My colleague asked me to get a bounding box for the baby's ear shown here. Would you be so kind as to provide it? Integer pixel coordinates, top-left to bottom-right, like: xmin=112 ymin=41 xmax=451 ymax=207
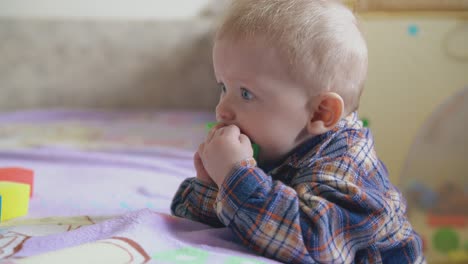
xmin=307 ymin=92 xmax=344 ymax=135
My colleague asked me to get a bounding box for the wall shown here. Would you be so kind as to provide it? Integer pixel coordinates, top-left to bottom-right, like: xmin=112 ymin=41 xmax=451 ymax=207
xmin=0 ymin=0 xmax=220 ymax=111
xmin=358 ymin=12 xmax=468 ymax=182
xmin=0 ymin=0 xmax=211 ymax=20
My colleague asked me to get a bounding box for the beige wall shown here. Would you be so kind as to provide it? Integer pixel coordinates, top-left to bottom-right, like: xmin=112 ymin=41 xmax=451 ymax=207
xmin=0 ymin=0 xmax=211 ymax=19
xmin=358 ymin=12 xmax=468 ymax=182
xmin=0 ymin=18 xmax=219 ymax=111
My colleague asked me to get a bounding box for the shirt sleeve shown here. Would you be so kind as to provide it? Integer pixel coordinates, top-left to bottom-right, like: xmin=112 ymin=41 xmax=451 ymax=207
xmin=171 ymin=177 xmax=224 ymax=228
xmin=215 ymin=156 xmax=423 ymax=263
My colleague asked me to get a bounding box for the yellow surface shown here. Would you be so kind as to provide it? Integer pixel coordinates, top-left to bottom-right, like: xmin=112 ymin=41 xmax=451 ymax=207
xmin=357 ymin=13 xmax=468 ymax=184
xmin=0 ymin=181 xmax=30 ymax=222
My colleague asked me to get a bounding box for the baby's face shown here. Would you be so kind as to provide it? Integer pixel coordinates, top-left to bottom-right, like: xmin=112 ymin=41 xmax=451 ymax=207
xmin=212 ymin=37 xmax=313 ymax=164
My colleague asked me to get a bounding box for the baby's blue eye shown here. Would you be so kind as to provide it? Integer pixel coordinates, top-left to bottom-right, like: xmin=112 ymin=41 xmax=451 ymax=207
xmin=241 ymin=88 xmax=254 ymax=100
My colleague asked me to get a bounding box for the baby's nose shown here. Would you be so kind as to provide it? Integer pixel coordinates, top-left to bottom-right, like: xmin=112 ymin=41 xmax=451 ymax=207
xmin=215 ymin=102 xmax=235 ymax=122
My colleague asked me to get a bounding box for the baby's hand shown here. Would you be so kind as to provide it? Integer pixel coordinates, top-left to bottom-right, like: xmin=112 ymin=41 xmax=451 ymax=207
xmin=194 ymin=123 xmax=224 ymax=185
xmin=194 ymin=150 xmax=215 ymax=185
xmin=199 ymin=125 xmax=253 ymax=188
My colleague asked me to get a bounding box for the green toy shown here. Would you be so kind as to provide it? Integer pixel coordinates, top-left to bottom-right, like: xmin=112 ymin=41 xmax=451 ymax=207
xmin=206 ymin=122 xmax=260 ymax=160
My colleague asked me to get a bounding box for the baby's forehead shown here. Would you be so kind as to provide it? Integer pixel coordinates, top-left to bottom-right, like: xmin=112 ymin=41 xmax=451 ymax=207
xmin=219 ymin=38 xmax=312 ymax=80
xmin=214 ymin=38 xmax=295 ymax=74
xmin=214 ymin=35 xmax=292 ymax=65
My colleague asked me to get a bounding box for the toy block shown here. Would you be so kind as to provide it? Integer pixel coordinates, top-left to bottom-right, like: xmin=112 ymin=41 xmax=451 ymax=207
xmin=0 ymin=168 xmax=34 ymax=197
xmin=0 ymin=181 xmax=30 ymax=222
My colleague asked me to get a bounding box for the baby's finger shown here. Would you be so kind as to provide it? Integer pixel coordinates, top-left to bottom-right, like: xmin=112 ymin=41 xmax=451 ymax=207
xmin=194 ymin=152 xmax=207 ymax=172
xmin=193 ymin=151 xmax=203 ymax=169
xmin=207 ymin=123 xmax=225 ymax=142
xmin=194 ymin=151 xmax=213 ymax=184
xmin=198 ymin=143 xmax=206 ymax=156
xmin=220 ymin=125 xmax=240 ymax=138
xmin=238 ymin=134 xmax=251 ymax=145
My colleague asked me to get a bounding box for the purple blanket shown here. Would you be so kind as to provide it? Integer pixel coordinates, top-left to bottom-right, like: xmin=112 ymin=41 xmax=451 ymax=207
xmin=0 ymin=110 xmax=280 ymax=263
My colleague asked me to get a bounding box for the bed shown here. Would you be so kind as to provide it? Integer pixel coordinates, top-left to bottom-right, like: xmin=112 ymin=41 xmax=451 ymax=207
xmin=0 ymin=109 xmax=281 ymax=263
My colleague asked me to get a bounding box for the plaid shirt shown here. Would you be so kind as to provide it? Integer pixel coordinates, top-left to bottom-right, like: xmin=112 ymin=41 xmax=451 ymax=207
xmin=171 ymin=112 xmax=424 ymax=264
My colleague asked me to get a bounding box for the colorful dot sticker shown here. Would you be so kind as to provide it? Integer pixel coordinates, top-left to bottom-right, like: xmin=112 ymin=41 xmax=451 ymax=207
xmin=119 ymin=201 xmax=132 ymax=210
xmin=362 ymin=118 xmax=370 ymax=128
xmin=408 ymin=24 xmax=420 ymax=37
xmin=433 ymin=227 xmax=460 ymax=254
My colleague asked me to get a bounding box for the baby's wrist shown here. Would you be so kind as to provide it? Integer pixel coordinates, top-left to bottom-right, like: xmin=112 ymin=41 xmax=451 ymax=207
xmin=217 ymin=157 xmax=257 ymax=188
xmin=228 ymin=157 xmax=257 ymax=177
xmin=235 ymin=157 xmax=257 ymax=168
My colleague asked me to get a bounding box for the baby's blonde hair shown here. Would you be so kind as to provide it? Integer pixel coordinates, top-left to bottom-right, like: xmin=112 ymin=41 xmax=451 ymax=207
xmin=216 ymin=0 xmax=368 ymax=112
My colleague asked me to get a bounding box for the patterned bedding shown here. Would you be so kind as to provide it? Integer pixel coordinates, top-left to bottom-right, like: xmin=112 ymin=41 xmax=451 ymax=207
xmin=0 ymin=109 xmax=280 ymax=263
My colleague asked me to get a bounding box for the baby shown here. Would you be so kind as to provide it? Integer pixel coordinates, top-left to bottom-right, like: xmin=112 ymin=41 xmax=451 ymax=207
xmin=171 ymin=0 xmax=424 ymax=263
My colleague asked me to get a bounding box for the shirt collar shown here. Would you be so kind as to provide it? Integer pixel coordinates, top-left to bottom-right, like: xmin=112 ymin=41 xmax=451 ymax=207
xmin=281 ymin=111 xmax=363 ymax=169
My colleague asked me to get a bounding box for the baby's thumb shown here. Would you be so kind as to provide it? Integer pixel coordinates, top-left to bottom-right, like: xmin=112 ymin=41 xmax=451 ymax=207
xmin=239 ymin=134 xmax=252 ymax=149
